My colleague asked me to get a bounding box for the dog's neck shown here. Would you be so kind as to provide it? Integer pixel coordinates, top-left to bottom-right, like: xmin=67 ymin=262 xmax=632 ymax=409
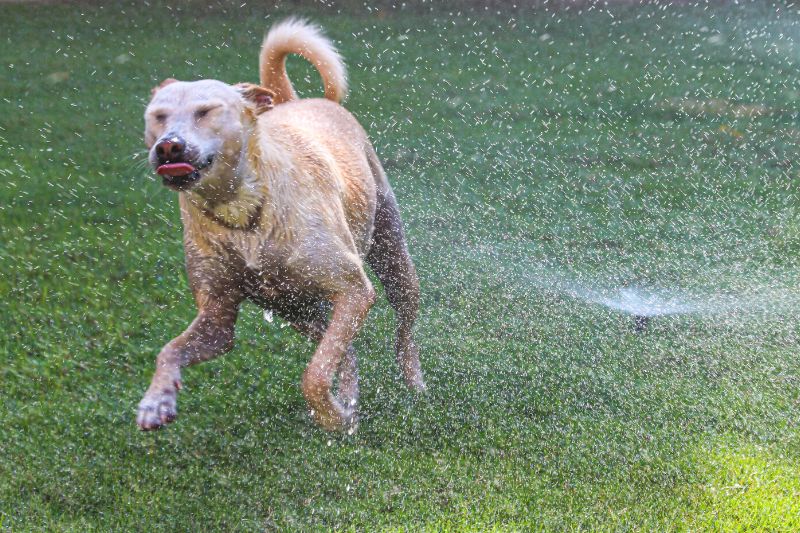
xmin=184 ymin=131 xmax=267 ymax=230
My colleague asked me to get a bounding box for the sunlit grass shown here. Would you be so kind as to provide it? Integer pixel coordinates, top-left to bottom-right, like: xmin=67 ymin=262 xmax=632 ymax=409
xmin=689 ymin=441 xmax=800 ymax=531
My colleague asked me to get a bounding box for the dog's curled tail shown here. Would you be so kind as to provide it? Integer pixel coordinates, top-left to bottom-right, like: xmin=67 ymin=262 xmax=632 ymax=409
xmin=259 ymin=18 xmax=348 ymax=105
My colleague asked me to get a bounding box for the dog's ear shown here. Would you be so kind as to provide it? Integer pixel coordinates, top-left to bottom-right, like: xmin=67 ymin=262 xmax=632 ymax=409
xmin=235 ymin=83 xmax=275 ymax=115
xmin=151 ymin=78 xmax=178 ymax=97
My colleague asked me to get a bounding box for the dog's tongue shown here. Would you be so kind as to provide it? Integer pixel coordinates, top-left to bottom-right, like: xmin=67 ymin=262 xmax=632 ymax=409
xmin=157 ymin=162 xmax=196 ymax=177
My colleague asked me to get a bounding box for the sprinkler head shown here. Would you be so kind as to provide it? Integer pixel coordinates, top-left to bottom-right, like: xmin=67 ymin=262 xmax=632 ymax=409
xmin=633 ymin=315 xmax=650 ymax=333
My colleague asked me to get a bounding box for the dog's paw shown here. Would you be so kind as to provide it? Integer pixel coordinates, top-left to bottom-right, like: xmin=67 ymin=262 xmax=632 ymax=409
xmin=397 ymin=343 xmax=427 ymax=392
xmin=407 ymin=376 xmax=427 ymax=393
xmin=136 ymin=388 xmax=178 ymax=431
xmin=401 ymin=363 xmax=427 ymax=393
xmin=309 ymin=402 xmax=359 ymax=434
xmin=343 ymin=408 xmax=359 ymax=435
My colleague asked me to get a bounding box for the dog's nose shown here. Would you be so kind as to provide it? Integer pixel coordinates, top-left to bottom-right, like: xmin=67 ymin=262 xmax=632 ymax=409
xmin=155 ymin=136 xmax=186 ymax=163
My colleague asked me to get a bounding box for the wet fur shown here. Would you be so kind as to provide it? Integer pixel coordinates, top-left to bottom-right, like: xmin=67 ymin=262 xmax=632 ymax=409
xmin=137 ymin=19 xmax=424 ymax=432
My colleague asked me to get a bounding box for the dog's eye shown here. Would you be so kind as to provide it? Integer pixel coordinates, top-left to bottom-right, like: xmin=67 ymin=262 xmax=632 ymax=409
xmin=155 ymin=113 xmax=167 ymax=123
xmin=195 ymin=108 xmax=211 ymax=120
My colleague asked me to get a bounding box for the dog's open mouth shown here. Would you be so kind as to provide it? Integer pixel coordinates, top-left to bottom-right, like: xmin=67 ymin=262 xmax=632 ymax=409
xmin=156 ymin=156 xmax=214 ymax=190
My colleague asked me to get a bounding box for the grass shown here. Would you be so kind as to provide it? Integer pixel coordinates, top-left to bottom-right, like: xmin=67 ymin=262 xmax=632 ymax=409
xmin=2 ymin=0 xmax=800 ymax=530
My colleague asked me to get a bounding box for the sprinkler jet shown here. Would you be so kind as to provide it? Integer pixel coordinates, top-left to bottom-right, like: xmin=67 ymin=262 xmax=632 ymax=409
xmin=633 ymin=315 xmax=650 ymax=333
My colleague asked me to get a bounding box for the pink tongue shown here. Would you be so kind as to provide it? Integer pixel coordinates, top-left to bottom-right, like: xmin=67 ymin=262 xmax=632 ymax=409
xmin=157 ymin=162 xmax=196 ymax=177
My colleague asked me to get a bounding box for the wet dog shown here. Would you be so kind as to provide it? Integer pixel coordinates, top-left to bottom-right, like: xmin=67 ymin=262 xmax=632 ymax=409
xmin=137 ymin=19 xmax=424 ymax=432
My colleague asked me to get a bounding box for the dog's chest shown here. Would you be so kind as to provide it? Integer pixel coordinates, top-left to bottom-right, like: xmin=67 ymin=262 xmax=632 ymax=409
xmin=224 ymin=235 xmax=308 ymax=302
xmin=223 ymin=232 xmax=279 ymax=270
xmin=241 ymin=262 xmax=317 ymax=311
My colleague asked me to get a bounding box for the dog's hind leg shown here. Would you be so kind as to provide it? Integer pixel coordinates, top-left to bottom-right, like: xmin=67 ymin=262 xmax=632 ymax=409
xmin=366 ymin=187 xmax=425 ymax=392
xmin=274 ymin=299 xmax=360 ymax=424
xmin=288 ymin=250 xmax=374 ymax=432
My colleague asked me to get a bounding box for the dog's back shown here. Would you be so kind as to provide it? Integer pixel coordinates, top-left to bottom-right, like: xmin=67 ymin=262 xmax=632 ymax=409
xmin=255 ymin=20 xmax=393 ymax=255
xmin=257 ymin=97 xmax=379 ymax=254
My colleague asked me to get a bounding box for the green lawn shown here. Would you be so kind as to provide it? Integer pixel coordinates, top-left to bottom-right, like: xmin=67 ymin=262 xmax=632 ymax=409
xmin=2 ymin=1 xmax=800 ymax=530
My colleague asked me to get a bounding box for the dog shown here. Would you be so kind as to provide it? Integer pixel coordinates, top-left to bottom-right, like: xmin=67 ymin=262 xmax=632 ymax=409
xmin=137 ymin=19 xmax=424 ymax=432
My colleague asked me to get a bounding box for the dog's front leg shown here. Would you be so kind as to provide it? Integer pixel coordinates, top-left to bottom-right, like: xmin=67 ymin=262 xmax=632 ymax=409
xmin=302 ymin=280 xmax=375 ymax=432
xmin=137 ymin=298 xmax=239 ymax=430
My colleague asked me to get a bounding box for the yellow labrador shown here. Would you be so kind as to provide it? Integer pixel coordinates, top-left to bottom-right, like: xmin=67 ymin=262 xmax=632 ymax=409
xmin=137 ymin=19 xmax=424 ymax=432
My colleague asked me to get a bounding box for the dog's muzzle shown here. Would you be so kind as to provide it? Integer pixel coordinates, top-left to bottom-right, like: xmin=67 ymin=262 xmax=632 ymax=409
xmin=154 ymin=135 xmax=213 ymax=190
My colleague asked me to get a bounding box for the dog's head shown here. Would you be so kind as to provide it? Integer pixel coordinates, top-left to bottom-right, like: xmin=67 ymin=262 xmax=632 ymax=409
xmin=144 ymin=79 xmax=274 ymax=193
